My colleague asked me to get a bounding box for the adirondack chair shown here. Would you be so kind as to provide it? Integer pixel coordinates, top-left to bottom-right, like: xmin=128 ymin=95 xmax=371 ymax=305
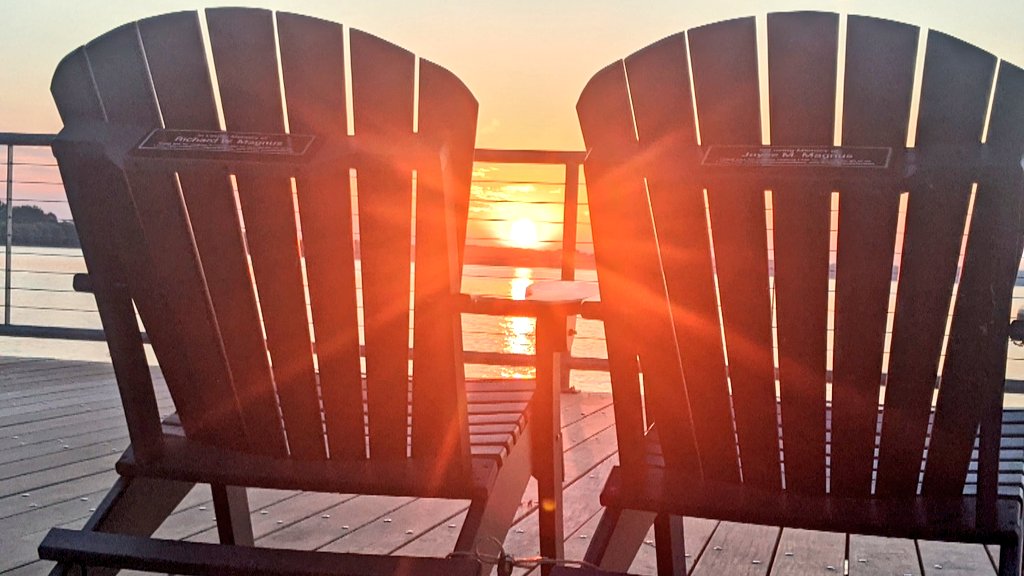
xmin=36 ymin=8 xmax=569 ymax=576
xmin=575 ymin=11 xmax=1024 ymax=576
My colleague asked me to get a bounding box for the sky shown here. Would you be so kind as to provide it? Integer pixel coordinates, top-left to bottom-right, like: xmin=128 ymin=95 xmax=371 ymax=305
xmin=1 ymin=0 xmax=1022 ymax=151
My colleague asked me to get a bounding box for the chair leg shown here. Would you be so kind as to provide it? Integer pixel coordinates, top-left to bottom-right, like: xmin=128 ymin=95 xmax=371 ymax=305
xmin=534 ymin=311 xmax=570 ymax=575
xmin=534 ymin=431 xmax=565 ymax=576
xmin=1000 ymin=528 xmax=1023 ymax=576
xmin=583 ymin=507 xmax=656 ymax=573
xmin=84 ymin=476 xmax=193 ymax=534
xmin=653 ymin=513 xmax=686 ymax=576
xmin=54 ymin=475 xmax=194 ymax=576
xmin=457 ymin=423 xmax=535 ymax=574
xmin=211 ymin=484 xmax=254 ymax=546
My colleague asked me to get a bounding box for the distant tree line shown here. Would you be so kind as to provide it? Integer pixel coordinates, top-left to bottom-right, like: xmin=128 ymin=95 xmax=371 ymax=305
xmin=0 ymin=203 xmax=80 ymax=248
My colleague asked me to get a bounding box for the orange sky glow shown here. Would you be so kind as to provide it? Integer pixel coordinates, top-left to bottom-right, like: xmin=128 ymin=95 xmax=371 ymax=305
xmin=2 ymin=0 xmax=1022 ymax=151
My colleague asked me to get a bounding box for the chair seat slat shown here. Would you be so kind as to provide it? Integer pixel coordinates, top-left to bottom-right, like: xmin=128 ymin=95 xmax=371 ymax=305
xmin=599 ymin=466 xmax=1022 ymax=543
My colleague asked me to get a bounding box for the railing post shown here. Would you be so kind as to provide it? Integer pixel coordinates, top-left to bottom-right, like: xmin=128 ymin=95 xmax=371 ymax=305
xmin=558 ymin=161 xmax=582 ymax=392
xmin=560 ymin=162 xmax=580 ymax=282
xmin=4 ymin=143 xmax=13 ymax=326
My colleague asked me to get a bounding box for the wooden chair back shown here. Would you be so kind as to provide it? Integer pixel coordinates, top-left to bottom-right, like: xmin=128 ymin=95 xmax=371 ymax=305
xmin=577 ymin=11 xmax=1024 ymax=512
xmin=50 ymin=9 xmax=479 ymax=486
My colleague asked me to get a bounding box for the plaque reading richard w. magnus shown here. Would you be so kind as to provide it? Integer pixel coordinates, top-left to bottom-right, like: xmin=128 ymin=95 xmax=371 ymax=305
xmin=136 ymin=129 xmax=315 ymax=157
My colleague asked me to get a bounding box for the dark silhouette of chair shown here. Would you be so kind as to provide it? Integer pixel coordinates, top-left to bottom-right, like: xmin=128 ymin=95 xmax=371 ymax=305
xmin=575 ymin=11 xmax=1024 ymax=576
xmin=38 ymin=8 xmax=566 ymax=575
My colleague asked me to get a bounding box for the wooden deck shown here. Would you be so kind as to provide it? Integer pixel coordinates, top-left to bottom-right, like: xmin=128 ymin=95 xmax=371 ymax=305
xmin=0 ymin=355 xmax=1011 ymax=575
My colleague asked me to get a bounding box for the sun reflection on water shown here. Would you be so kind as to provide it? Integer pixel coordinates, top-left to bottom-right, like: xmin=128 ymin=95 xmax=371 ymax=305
xmin=501 ymin=267 xmax=536 ymax=378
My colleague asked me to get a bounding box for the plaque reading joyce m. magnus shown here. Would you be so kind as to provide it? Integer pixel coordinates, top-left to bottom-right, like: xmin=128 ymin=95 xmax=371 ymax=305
xmin=702 ymin=145 xmax=892 ymax=169
xmin=136 ymin=129 xmax=316 ymax=157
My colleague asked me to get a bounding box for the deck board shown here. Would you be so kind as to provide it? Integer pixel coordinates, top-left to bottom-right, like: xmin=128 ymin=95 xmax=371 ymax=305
xmin=919 ymin=540 xmax=997 ymax=576
xmin=849 ymin=535 xmax=922 ymax=576
xmin=262 ymin=494 xmax=413 ymax=552
xmin=691 ymin=522 xmax=780 ymax=576
xmin=0 ymin=356 xmax=1016 ymax=575
xmin=770 ymin=529 xmax=846 ymax=576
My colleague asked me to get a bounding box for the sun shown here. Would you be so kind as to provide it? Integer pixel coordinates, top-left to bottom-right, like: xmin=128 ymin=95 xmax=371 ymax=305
xmin=507 ymin=218 xmax=540 ymax=249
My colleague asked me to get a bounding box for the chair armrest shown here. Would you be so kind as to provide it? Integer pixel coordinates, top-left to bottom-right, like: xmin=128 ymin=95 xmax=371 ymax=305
xmin=52 ymin=120 xmax=151 ymax=171
xmin=525 ymin=280 xmax=599 ymax=303
xmin=72 ymin=273 xmax=93 ymax=293
xmin=456 ymin=280 xmax=598 ymax=318
xmin=1010 ymin=309 xmax=1024 ymax=344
